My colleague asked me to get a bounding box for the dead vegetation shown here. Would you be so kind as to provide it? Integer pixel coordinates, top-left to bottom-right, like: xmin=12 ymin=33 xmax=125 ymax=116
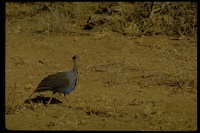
xmin=6 ymin=2 xmax=197 ymax=38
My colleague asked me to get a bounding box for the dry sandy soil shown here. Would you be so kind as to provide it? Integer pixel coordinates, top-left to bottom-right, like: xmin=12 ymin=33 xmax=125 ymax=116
xmin=5 ymin=11 xmax=197 ymax=131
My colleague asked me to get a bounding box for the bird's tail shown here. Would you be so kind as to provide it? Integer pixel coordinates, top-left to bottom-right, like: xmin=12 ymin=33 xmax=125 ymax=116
xmin=28 ymin=91 xmax=36 ymax=99
xmin=28 ymin=87 xmax=52 ymax=99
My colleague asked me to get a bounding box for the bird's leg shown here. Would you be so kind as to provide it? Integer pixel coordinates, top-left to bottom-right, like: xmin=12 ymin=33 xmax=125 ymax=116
xmin=47 ymin=93 xmax=54 ymax=105
xmin=28 ymin=99 xmax=35 ymax=107
xmin=47 ymin=97 xmax=53 ymax=105
xmin=64 ymin=95 xmax=72 ymax=108
xmin=27 ymin=92 xmax=35 ymax=106
xmin=68 ymin=101 xmax=72 ymax=108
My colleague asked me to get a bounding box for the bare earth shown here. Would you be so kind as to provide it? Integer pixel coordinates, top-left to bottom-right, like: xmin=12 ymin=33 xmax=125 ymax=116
xmin=5 ymin=17 xmax=197 ymax=131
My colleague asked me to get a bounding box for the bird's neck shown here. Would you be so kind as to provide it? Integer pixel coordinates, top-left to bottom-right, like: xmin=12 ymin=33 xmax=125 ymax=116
xmin=73 ymin=60 xmax=78 ymax=72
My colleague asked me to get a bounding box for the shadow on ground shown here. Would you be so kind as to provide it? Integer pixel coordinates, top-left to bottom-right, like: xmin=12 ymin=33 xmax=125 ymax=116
xmin=24 ymin=96 xmax=62 ymax=106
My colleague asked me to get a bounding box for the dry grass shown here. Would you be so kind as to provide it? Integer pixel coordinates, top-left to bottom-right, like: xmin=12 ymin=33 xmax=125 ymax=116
xmin=6 ymin=2 xmax=197 ymax=38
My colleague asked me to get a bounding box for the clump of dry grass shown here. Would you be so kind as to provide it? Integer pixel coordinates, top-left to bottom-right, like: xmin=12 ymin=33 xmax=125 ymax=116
xmin=6 ymin=2 xmax=196 ymax=38
xmin=172 ymin=64 xmax=197 ymax=93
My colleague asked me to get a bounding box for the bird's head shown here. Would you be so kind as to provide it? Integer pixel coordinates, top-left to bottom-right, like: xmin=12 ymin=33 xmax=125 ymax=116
xmin=72 ymin=55 xmax=79 ymax=60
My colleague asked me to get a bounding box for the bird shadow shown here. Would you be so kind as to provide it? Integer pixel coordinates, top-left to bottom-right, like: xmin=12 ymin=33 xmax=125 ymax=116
xmin=24 ymin=95 xmax=62 ymax=106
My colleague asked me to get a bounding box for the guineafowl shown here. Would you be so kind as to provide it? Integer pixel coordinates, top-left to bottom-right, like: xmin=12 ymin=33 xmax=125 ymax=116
xmin=28 ymin=55 xmax=79 ymax=105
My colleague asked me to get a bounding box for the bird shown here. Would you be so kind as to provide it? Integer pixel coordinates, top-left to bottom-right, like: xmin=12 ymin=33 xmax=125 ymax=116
xmin=28 ymin=55 xmax=79 ymax=105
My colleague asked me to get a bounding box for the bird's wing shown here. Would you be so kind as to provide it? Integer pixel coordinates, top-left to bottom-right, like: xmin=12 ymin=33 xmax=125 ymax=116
xmin=36 ymin=72 xmax=70 ymax=92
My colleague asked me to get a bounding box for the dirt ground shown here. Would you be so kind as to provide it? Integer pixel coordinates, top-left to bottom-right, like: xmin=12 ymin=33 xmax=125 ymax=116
xmin=5 ymin=11 xmax=197 ymax=131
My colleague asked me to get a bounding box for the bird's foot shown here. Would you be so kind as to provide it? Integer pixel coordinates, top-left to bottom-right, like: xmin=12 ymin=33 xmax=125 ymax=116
xmin=67 ymin=102 xmax=72 ymax=108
